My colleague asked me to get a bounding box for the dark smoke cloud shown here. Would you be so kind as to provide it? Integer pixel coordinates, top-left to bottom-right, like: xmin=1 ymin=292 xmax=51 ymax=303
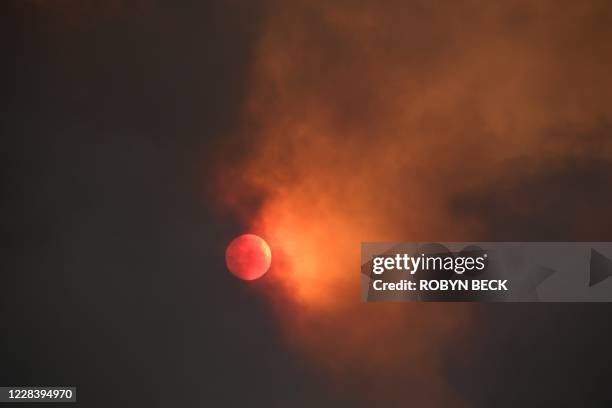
xmin=451 ymin=122 xmax=612 ymax=241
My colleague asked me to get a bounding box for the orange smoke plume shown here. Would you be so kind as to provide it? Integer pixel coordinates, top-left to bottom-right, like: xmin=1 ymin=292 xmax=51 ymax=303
xmin=216 ymin=0 xmax=612 ymax=404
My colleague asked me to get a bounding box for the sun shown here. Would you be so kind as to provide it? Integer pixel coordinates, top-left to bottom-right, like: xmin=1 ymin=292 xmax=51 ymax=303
xmin=225 ymin=234 xmax=272 ymax=281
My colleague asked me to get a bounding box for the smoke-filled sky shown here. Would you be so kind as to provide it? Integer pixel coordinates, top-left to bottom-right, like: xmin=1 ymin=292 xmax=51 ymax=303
xmin=3 ymin=1 xmax=612 ymax=406
xmin=216 ymin=1 xmax=612 ymax=405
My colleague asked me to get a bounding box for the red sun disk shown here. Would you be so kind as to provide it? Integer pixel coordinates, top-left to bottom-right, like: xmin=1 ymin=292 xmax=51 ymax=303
xmin=225 ymin=234 xmax=272 ymax=280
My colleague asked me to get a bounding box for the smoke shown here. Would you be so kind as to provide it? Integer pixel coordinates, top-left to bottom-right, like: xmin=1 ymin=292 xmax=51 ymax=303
xmin=216 ymin=0 xmax=612 ymax=404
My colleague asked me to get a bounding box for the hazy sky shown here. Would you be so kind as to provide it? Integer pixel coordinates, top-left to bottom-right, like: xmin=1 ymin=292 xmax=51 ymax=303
xmin=3 ymin=1 xmax=612 ymax=406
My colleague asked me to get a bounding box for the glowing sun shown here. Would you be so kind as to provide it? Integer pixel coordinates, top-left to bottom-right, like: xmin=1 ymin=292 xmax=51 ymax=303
xmin=225 ymin=234 xmax=272 ymax=281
